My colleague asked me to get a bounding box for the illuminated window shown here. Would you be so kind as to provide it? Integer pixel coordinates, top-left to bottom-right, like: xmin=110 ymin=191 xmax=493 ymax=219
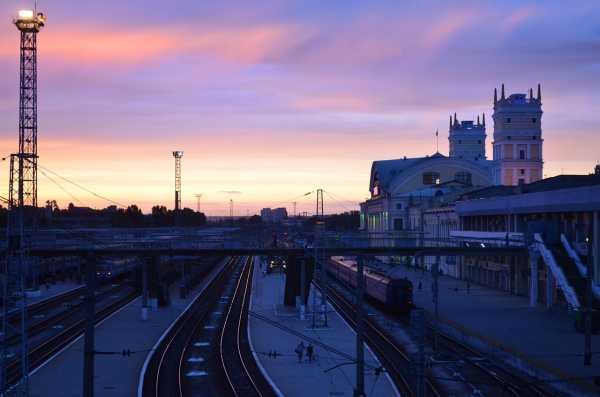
xmin=422 ymin=172 xmax=440 ymax=185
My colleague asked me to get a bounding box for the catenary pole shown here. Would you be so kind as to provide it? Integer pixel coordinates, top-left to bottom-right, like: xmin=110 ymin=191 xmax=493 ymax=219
xmin=354 ymin=256 xmax=365 ymax=397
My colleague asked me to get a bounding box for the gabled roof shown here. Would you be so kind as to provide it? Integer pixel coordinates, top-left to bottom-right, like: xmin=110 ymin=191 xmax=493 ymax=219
xmin=370 ymin=153 xmax=444 ymax=191
xmin=370 ymin=152 xmax=493 ymax=193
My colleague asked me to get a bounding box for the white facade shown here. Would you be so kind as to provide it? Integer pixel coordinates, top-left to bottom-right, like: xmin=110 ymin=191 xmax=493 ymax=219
xmin=492 ymin=84 xmax=543 ymax=186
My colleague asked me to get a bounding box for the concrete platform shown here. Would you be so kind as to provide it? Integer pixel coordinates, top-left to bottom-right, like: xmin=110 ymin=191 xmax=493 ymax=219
xmin=249 ymin=263 xmax=399 ymax=397
xmin=28 ymin=263 xmax=225 ymax=397
xmin=389 ymin=263 xmax=600 ymax=395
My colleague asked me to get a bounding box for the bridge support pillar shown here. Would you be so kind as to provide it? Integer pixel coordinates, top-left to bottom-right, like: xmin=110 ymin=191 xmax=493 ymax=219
xmin=83 ymin=254 xmax=97 ymax=397
xmin=141 ymin=256 xmax=150 ymax=321
xmin=354 ymin=256 xmax=365 ymax=397
xmin=300 ymin=257 xmax=306 ymax=320
xmin=546 ymin=264 xmax=554 ymax=308
xmin=529 ymin=249 xmax=539 ymax=308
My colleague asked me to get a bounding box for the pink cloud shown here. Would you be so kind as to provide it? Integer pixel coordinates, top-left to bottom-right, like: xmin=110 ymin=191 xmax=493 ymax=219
xmin=292 ymin=94 xmax=373 ymax=112
xmin=0 ymin=23 xmax=304 ymax=67
xmin=423 ymin=10 xmax=476 ymax=51
xmin=500 ymin=7 xmax=539 ymax=34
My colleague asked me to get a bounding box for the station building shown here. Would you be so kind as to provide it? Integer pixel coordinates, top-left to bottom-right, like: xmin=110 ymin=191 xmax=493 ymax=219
xmin=358 ymin=84 xmax=600 ymax=310
xmin=360 ymin=84 xmax=544 ymax=238
xmin=453 ymin=173 xmax=600 ymax=308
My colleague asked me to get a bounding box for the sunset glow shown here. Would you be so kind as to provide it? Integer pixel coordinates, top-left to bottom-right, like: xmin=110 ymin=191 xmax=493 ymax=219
xmin=1 ymin=1 xmax=599 ymax=215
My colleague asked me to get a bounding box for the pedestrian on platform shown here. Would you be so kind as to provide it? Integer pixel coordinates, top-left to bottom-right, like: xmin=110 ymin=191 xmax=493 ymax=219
xmin=306 ymin=343 xmax=314 ymax=362
xmin=295 ymin=341 xmax=305 ymax=363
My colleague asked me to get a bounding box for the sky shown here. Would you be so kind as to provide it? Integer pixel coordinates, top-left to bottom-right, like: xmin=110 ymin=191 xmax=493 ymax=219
xmin=1 ymin=1 xmax=600 ymax=215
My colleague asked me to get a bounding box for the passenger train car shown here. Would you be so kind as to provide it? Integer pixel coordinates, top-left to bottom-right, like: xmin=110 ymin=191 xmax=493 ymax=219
xmin=328 ymin=257 xmax=413 ymax=314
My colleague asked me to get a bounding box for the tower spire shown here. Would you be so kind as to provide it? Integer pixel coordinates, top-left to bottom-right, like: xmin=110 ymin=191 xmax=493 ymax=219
xmin=449 ymin=115 xmax=452 ymax=130
xmin=494 ymin=88 xmax=498 ymax=106
xmin=529 ymin=88 xmax=533 ymax=101
xmin=453 ymin=112 xmax=457 ymax=126
xmin=501 ymin=83 xmax=505 ymax=100
xmin=537 ymin=83 xmax=542 ymax=101
xmin=482 ymin=112 xmax=486 ymax=127
xmin=477 ymin=115 xmax=480 ymax=125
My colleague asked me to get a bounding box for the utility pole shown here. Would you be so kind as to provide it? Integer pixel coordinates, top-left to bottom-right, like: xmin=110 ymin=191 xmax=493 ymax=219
xmin=83 ymin=255 xmax=97 ymax=397
xmin=354 ymin=256 xmax=365 ymax=397
xmin=584 ymin=222 xmax=594 ymax=366
xmin=229 ymin=199 xmax=234 ymax=225
xmin=293 ymin=201 xmax=297 ymax=217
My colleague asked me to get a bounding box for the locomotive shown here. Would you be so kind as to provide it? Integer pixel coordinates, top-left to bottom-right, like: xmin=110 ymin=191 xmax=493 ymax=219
xmin=328 ymin=257 xmax=413 ymax=314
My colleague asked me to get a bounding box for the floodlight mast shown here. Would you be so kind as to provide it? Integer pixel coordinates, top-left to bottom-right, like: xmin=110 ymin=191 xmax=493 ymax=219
xmin=2 ymin=9 xmax=46 ymax=396
xmin=10 ymin=10 xmax=46 ymax=209
xmin=173 ymin=151 xmax=183 ymax=211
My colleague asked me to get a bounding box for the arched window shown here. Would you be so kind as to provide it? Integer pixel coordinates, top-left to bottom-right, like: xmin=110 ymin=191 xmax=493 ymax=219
xmin=422 ymin=172 xmax=440 ymax=185
xmin=455 ymin=171 xmax=472 ymax=185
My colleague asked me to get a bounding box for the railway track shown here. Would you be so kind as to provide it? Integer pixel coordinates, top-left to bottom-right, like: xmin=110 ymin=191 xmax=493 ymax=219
xmin=3 ymin=283 xmax=125 ymax=348
xmin=322 ymin=281 xmax=441 ymax=397
xmin=5 ymin=284 xmax=139 ymax=387
xmin=434 ymin=330 xmax=553 ymax=397
xmin=218 ymin=256 xmax=276 ymax=397
xmin=325 ymin=276 xmax=559 ymax=397
xmin=2 ymin=286 xmax=85 ymax=324
xmin=142 ymin=257 xmax=243 ymax=397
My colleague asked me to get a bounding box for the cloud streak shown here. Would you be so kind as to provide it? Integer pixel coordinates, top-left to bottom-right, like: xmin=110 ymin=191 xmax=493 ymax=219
xmin=1 ymin=1 xmax=600 ymax=213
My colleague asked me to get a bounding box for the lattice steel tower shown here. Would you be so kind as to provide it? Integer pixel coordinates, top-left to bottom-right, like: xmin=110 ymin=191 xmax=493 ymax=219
xmin=2 ymin=9 xmax=46 ymax=396
xmin=173 ymin=151 xmax=183 ymax=210
xmin=10 ymin=10 xmax=45 ymax=209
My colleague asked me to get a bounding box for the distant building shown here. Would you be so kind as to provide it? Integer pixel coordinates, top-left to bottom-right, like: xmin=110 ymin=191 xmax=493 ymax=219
xmin=260 ymin=207 xmax=288 ymax=223
xmin=492 ymin=84 xmax=543 ymax=185
xmin=449 ymin=113 xmax=487 ymax=161
xmin=260 ymin=208 xmax=272 ymax=222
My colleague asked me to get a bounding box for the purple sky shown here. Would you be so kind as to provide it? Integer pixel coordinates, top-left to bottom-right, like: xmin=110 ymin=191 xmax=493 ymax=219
xmin=1 ymin=1 xmax=599 ymax=215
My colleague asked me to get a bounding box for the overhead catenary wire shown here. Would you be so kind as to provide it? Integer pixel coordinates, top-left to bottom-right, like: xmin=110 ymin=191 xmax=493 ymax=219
xmin=323 ymin=190 xmax=359 ymax=209
xmin=323 ymin=190 xmax=356 ymax=213
xmin=39 ymin=168 xmax=86 ymax=206
xmin=37 ymin=163 xmax=127 ymax=208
